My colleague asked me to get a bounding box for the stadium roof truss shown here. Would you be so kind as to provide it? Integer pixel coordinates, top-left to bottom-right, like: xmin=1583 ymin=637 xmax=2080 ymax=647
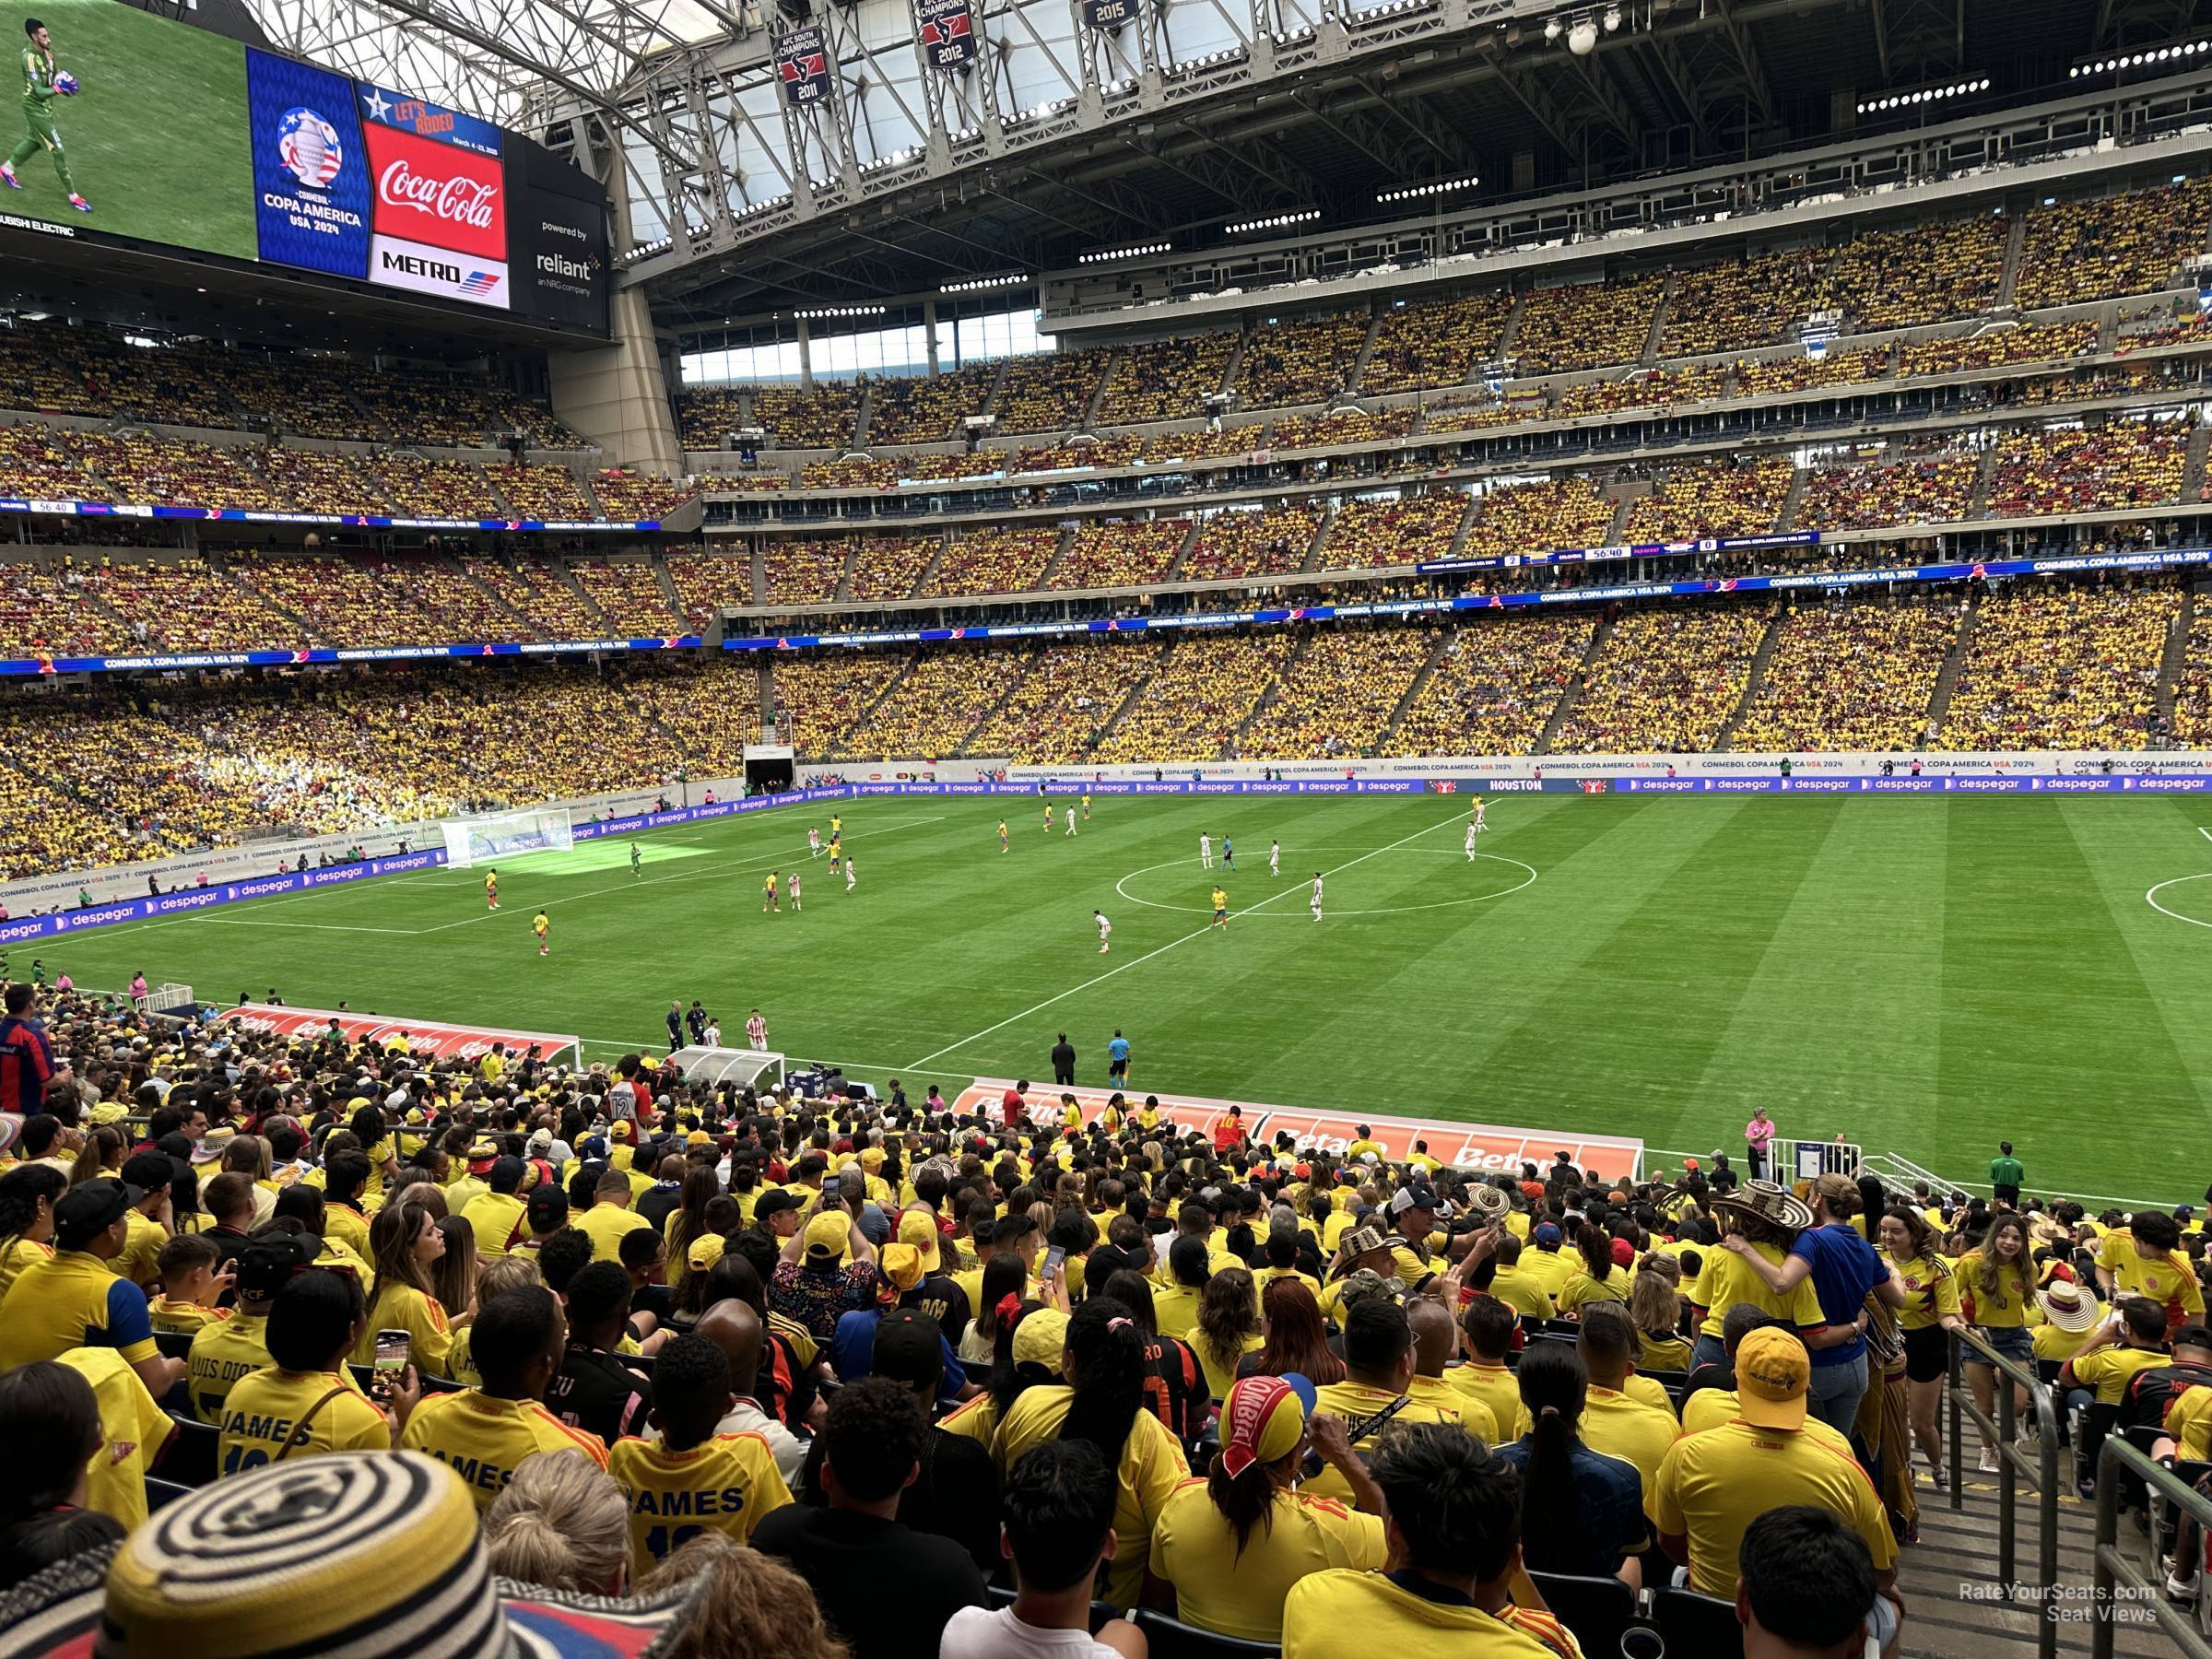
xmin=238 ymin=0 xmax=2209 ymax=314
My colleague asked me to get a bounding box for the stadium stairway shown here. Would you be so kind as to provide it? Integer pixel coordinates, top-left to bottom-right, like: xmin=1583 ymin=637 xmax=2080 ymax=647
xmin=1218 ymin=334 xmax=1252 ymax=403
xmin=2182 ymin=420 xmax=2211 ymax=503
xmin=908 ymin=535 xmax=949 ymax=598
xmin=1924 ymin=594 xmax=1981 ymax=739
xmin=1715 ymin=610 xmax=1789 ymax=751
xmin=1538 ymin=617 xmax=1617 ymax=752
xmin=1491 ymin=290 xmax=1529 ymax=367
xmin=1035 ymin=524 xmax=1079 ymax=588
xmin=748 ymin=543 xmax=768 ymax=606
xmin=1159 ymin=519 xmax=1204 ymax=582
xmin=1226 ymin=631 xmax=1314 ymax=754
xmin=2156 ymin=586 xmax=2196 ymax=727
xmin=1079 ymin=350 xmax=1122 ymax=428
xmin=1897 ymin=1479 xmax=2173 ymax=1658
xmin=649 ymin=555 xmax=686 ymax=620
xmin=851 ymin=386 xmax=874 ymax=449
xmin=561 ymin=561 xmax=619 ymax=632
xmin=458 ymin=557 xmax=543 ymax=634
xmin=1997 ymin=215 xmax=2029 ymax=309
xmin=1346 ymin=312 xmax=1384 ymax=395
xmin=1775 ymin=465 xmax=1809 ymax=534
xmin=1639 ymin=272 xmax=1677 ymax=366
xmin=1375 ymin=632 xmax=1456 ymax=751
xmin=1299 ymin=508 xmax=1333 ymax=574
xmin=1967 ymin=447 xmax=1999 ymax=519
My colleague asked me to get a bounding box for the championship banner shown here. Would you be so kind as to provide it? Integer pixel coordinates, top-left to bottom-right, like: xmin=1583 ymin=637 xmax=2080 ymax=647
xmin=1081 ymin=0 xmax=1137 ymax=28
xmin=954 ymin=1080 xmax=1645 ymax=1182
xmin=777 ymin=26 xmax=832 ymax=106
xmin=221 ymin=1003 xmax=582 ymax=1067
xmin=917 ymin=0 xmax=978 ymax=67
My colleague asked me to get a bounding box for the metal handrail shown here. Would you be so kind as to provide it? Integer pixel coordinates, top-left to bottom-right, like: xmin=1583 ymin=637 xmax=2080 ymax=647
xmin=2090 ymin=1436 xmax=2212 ymax=1659
xmin=1946 ymin=1325 xmax=2062 ymax=1659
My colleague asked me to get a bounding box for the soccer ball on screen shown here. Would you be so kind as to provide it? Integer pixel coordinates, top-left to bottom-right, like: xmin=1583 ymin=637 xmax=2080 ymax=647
xmin=53 ymin=71 xmax=78 ymax=95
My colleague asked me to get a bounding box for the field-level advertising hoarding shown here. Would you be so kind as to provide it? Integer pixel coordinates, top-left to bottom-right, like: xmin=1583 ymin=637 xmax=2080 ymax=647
xmin=223 ymin=1002 xmax=582 ymax=1067
xmin=0 ymin=0 xmax=255 ymax=255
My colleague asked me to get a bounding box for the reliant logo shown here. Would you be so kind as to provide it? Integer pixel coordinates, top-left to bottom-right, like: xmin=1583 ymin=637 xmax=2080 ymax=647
xmin=535 ymin=252 xmax=594 ymax=280
xmin=378 ymin=159 xmax=498 ymax=228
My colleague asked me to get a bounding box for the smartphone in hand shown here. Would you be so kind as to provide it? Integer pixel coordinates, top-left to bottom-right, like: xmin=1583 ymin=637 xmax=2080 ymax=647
xmin=371 ymin=1329 xmax=411 ymax=1406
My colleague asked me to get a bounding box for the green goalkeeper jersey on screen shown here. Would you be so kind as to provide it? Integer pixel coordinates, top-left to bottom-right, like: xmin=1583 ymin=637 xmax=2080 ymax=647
xmin=7 ymin=40 xmax=78 ymax=200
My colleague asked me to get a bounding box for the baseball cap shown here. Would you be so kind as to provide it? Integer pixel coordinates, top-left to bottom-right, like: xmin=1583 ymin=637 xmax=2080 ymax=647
xmin=1390 ymin=1183 xmax=1441 ymax=1217
xmin=878 ymin=1242 xmax=924 ymax=1293
xmin=1533 ymin=1222 xmax=1563 ymax=1246
xmin=874 ymin=1308 xmax=945 ymax=1389
xmin=1219 ymin=1372 xmax=1315 ymax=1477
xmin=120 ymin=1151 xmax=177 ymax=1193
xmin=609 ymin=1121 xmax=633 ymax=1142
xmin=488 ymin=1156 xmax=526 ymax=1191
xmin=802 ymin=1210 xmax=848 ymax=1260
xmin=1010 ymin=1307 xmax=1070 ymax=1373
xmin=234 ymin=1234 xmax=322 ymax=1299
xmin=1735 ymin=1327 xmax=1811 ymax=1430
xmin=898 ymin=1208 xmax=943 ymax=1273
xmin=755 ymin=1191 xmax=802 ymax=1221
xmin=524 ymin=1186 xmax=568 ymax=1232
xmin=1610 ymin=1238 xmax=1636 ymax=1268
xmin=53 ymin=1181 xmax=135 ymax=1248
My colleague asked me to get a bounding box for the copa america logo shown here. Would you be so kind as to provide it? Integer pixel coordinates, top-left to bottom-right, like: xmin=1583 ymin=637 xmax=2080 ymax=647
xmin=276 ymin=108 xmax=344 ymax=188
xmin=378 ymin=159 xmax=498 ymax=228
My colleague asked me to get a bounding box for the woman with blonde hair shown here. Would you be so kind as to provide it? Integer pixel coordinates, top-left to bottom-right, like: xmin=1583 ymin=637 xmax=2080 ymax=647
xmin=68 ymin=1124 xmax=125 ymax=1187
xmin=353 ymin=1198 xmax=465 ymax=1375
xmin=1628 ymin=1253 xmax=1690 ymax=1372
xmin=482 ymin=1450 xmax=630 ymax=1595
xmin=637 ymin=1534 xmax=848 ymax=1659
xmin=446 ymin=1255 xmax=545 ymax=1385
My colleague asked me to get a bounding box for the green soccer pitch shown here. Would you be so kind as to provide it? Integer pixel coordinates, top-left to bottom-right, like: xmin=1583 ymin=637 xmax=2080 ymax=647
xmin=35 ymin=792 xmax=2212 ymax=1205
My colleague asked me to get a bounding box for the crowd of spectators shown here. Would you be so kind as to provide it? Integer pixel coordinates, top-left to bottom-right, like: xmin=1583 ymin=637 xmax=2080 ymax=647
xmin=1550 ymin=362 xmax=1731 ymax=421
xmin=1268 ymin=408 xmax=1416 ymax=453
xmin=1822 ymin=216 xmax=2008 ymax=332
xmin=2016 ymin=179 xmax=2212 ymax=311
xmin=865 ymin=364 xmax=999 ymax=445
xmin=376 ymin=556 xmax=534 ymax=642
xmin=1095 ymin=631 xmax=1297 ymax=759
xmin=495 ymin=465 xmax=596 ymax=523
xmin=1730 ymin=600 xmax=1960 ymax=751
xmin=1094 ymin=335 xmax=1236 ymax=425
xmin=571 ymin=559 xmax=682 ymax=634
xmin=963 ymin=639 xmax=1165 ymax=762
xmin=0 ymin=560 xmax=139 ymax=658
xmin=0 ymin=423 xmax=103 ymax=498
xmin=1359 ymin=293 xmax=1512 ymax=395
xmin=1795 ymin=446 xmax=1981 ymax=533
xmin=1731 ymin=346 xmax=1895 ymax=398
xmin=1660 ymin=249 xmax=1830 ymax=358
xmin=624 ymin=657 xmax=762 ymax=774
xmin=366 ymin=453 xmax=504 ymax=519
xmin=592 ymin=470 xmax=698 ymax=523
xmin=991 ymin=354 xmax=1109 ymax=434
xmin=798 ymin=455 xmax=901 ymax=491
xmin=1384 ymin=615 xmax=1595 ymax=758
xmin=1553 ymin=606 xmax=1771 ymax=753
xmin=1236 ymin=312 xmax=1371 ymax=409
xmin=1141 ymin=421 xmax=1270 ymax=464
xmin=832 ymin=648 xmax=1022 ymax=759
xmin=1983 ymin=418 xmax=2190 ymax=518
xmin=771 ymin=652 xmax=912 ymax=753
xmin=1241 ymin=626 xmax=1440 ymax=759
xmin=924 ymin=528 xmax=1059 ymax=598
xmin=665 ymin=551 xmax=760 ymax=626
xmin=1049 ymin=519 xmax=1191 ymax=591
xmin=1182 ymin=504 xmax=1321 ymax=582
xmin=68 ymin=559 xmax=296 ymax=655
xmin=1009 ymin=437 xmax=1142 ymax=475
xmin=1324 ymin=491 xmax=1469 ymax=571
xmin=2166 ymin=599 xmax=2212 ymax=747
xmin=753 ymin=387 xmax=859 ymax=451
xmin=1620 ymin=458 xmax=1793 ymax=543
xmin=1897 ymin=321 xmax=2100 ymax=381
xmin=461 ymin=559 xmax=605 ymax=640
xmin=1459 ymin=477 xmax=1618 ymax=563
xmin=1512 ymin=276 xmax=1665 ymax=376
xmin=230 ymin=555 xmax=435 ymax=648
xmin=1941 ymin=582 xmax=2176 ymax=750
xmin=763 ymin=543 xmax=853 ymax=606
xmin=847 ymin=535 xmax=942 ymax=603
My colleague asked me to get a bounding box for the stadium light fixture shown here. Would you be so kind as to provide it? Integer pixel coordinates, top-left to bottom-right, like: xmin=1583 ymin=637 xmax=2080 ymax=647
xmin=1078 ymin=241 xmax=1173 ymax=264
xmin=1377 ymin=174 xmax=1480 ymax=204
xmin=794 ymin=305 xmax=888 ymax=319
xmin=939 ymin=274 xmax=1030 ymax=294
xmin=2071 ymin=40 xmax=2209 ymax=76
xmin=1225 ymin=208 xmax=1322 ymax=235
xmin=1855 ymin=76 xmax=1990 ymax=114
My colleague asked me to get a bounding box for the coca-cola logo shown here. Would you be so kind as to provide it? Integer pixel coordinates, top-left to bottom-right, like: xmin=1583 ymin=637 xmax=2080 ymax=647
xmin=379 ymin=158 xmax=498 ymax=228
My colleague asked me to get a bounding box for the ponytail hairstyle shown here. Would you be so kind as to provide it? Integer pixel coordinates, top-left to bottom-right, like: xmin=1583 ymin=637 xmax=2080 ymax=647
xmin=973 ymin=1254 xmax=1029 ymax=1342
xmin=1512 ymin=1341 xmax=1589 ymax=1575
xmin=988 ymin=1299 xmax=1053 ymax=1424
xmin=0 ymin=1163 xmax=68 ymax=1265
xmin=665 ymin=1167 xmax=722 ymax=1273
xmin=1629 ymin=1252 xmax=1681 ymax=1339
xmin=1059 ymin=1296 xmax=1146 ymax=1468
xmin=1575 ymin=1223 xmax=1614 ymax=1285
xmin=1206 ymin=1433 xmax=1288 ymax=1557
xmin=1194 ymin=1267 xmax=1260 ymax=1379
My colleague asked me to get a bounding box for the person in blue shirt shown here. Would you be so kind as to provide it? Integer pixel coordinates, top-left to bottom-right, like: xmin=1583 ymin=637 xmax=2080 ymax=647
xmin=1493 ymin=1340 xmax=1646 ymax=1586
xmin=1221 ymin=836 xmax=1235 ymax=869
xmin=1107 ymin=1029 xmax=1131 ymax=1086
xmin=1715 ymin=1171 xmax=1903 ymax=1436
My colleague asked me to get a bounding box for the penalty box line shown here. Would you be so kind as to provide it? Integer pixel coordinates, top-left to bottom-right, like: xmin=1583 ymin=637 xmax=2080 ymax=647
xmin=902 ymin=810 xmax=1471 ymax=1071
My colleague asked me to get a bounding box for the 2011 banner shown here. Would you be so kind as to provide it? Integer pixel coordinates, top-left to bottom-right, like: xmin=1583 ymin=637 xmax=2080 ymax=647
xmin=777 ymin=26 xmax=832 ymax=105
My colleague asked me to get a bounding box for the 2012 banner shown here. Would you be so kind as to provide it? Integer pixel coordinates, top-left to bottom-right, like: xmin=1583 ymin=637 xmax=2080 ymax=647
xmin=917 ymin=0 xmax=977 ymax=68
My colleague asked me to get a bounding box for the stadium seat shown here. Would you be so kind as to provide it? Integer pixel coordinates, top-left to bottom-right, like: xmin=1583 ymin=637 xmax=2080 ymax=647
xmin=156 ymin=1415 xmax=220 ymax=1488
xmin=153 ymin=1331 xmax=194 ymax=1362
xmin=419 ymin=1371 xmax=468 ymax=1394
xmin=1647 ymin=1586 xmax=1743 ymax=1659
xmin=1131 ymin=1607 xmax=1280 ymax=1658
xmin=1529 ymin=1571 xmax=1638 ymax=1658
xmin=990 ymin=1585 xmax=1122 ymax=1635
xmin=144 ymin=1477 xmax=194 ymax=1513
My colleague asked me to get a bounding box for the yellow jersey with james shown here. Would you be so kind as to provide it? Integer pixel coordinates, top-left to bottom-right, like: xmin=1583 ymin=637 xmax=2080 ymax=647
xmin=400 ymin=1388 xmax=609 ymax=1512
xmin=218 ymin=1368 xmax=391 ymax=1473
xmin=606 ymin=1432 xmax=794 ymax=1581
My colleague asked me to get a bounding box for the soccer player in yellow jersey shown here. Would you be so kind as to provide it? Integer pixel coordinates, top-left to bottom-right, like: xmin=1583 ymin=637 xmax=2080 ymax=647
xmin=1281 ymin=1421 xmax=1579 ymax=1659
xmin=996 ymin=818 xmax=1009 ymax=853
xmin=1210 ymin=887 xmax=1229 ymax=929
xmin=606 ymin=1333 xmax=792 ymax=1579
xmin=762 ymin=871 xmax=780 ymax=913
xmin=1081 ymin=791 xmax=1091 ymax=820
xmin=532 ymin=911 xmax=550 ymax=958
xmin=484 ymin=868 xmax=499 ymax=911
xmin=829 ymin=813 xmax=842 ymax=839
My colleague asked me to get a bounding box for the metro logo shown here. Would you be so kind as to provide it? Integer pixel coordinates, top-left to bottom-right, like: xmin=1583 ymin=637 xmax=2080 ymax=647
xmin=361 ymin=124 xmax=504 ymax=259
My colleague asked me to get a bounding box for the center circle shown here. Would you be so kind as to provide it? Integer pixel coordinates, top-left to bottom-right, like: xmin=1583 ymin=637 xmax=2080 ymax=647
xmin=2147 ymin=872 xmax=2212 ymax=929
xmin=1112 ymin=849 xmax=1538 ymax=918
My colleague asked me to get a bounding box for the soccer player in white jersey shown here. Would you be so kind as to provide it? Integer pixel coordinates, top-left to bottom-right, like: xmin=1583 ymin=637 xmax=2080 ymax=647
xmin=1064 ymin=805 xmax=1077 ymax=837
xmin=789 ymin=870 xmax=802 ymax=911
xmin=1094 ymin=910 xmax=1112 ymax=954
xmin=1311 ymin=872 xmax=1324 ymax=922
xmin=1199 ymin=832 xmax=1213 ymax=869
xmin=808 ymin=826 xmax=822 ymax=858
xmin=1473 ymin=797 xmax=1488 ymax=833
xmin=1269 ymin=839 xmax=1280 ymax=876
xmin=845 ymin=854 xmax=857 ymax=891
xmin=1465 ymin=819 xmax=1478 ymax=861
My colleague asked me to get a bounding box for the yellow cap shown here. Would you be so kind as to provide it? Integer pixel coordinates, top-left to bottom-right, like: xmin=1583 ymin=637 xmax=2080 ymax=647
xmin=898 ymin=1207 xmax=943 ymax=1273
xmin=1735 ymin=1327 xmax=1810 ymax=1430
xmin=803 ymin=1209 xmax=848 ymax=1258
xmin=1011 ymin=1307 xmax=1070 ymax=1373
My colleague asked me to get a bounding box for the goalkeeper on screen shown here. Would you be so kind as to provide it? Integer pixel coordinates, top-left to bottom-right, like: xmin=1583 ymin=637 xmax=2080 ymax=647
xmin=3 ymin=19 xmax=90 ymax=213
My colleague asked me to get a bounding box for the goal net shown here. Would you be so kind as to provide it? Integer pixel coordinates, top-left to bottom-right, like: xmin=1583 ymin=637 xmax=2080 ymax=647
xmin=440 ymin=807 xmax=575 ymax=870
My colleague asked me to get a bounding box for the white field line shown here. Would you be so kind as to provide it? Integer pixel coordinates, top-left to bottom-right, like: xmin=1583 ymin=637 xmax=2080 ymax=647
xmin=902 ymin=811 xmax=1470 ymax=1070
